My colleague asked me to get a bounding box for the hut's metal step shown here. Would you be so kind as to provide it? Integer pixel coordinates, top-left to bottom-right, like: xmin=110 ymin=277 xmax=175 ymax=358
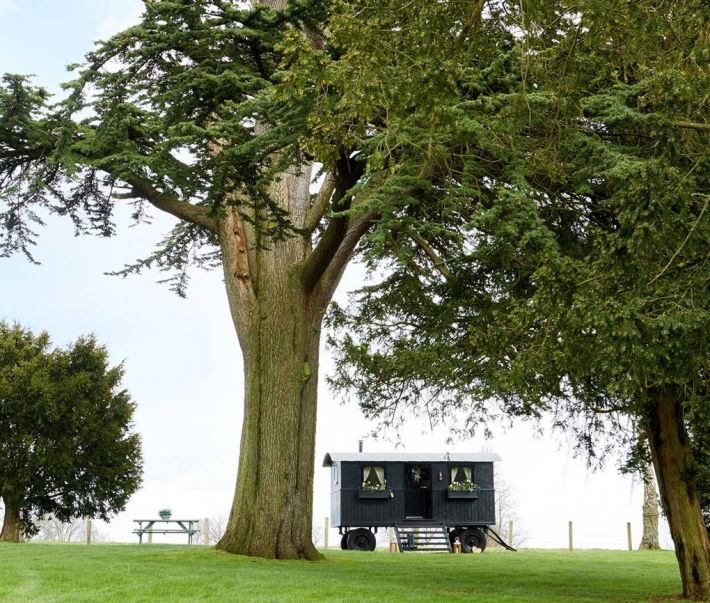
xmin=394 ymin=523 xmax=452 ymax=553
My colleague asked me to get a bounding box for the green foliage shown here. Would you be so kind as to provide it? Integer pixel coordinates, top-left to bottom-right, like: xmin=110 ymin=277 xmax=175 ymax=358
xmin=448 ymin=481 xmax=479 ymax=492
xmin=360 ymin=481 xmax=387 ymax=492
xmin=0 ymin=322 xmax=142 ymax=536
xmin=0 ymin=1 xmax=328 ymax=293
xmin=324 ymin=0 xmax=708 ymax=466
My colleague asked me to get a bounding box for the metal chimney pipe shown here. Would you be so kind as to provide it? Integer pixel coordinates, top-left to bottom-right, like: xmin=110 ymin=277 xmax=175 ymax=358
xmin=358 ymin=440 xmax=363 ymax=453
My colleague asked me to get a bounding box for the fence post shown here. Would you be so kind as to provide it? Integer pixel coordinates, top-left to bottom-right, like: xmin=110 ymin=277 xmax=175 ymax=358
xmin=508 ymin=520 xmax=513 ymax=546
xmin=86 ymin=519 xmax=92 ymax=545
xmin=324 ymin=517 xmax=329 ymax=549
xmin=204 ymin=518 xmax=210 ymax=546
xmin=568 ymin=521 xmax=573 ymax=551
xmin=148 ymin=531 xmax=153 ymax=544
xmin=627 ymin=522 xmax=632 ymax=551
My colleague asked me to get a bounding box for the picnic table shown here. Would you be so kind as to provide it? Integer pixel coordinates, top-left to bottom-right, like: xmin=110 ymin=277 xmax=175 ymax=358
xmin=133 ymin=519 xmax=202 ymax=545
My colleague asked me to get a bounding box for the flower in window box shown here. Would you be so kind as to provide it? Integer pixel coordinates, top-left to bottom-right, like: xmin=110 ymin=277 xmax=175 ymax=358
xmin=361 ymin=480 xmax=387 ymax=492
xmin=448 ymin=480 xmax=479 ymax=492
xmin=359 ymin=480 xmax=392 ymax=499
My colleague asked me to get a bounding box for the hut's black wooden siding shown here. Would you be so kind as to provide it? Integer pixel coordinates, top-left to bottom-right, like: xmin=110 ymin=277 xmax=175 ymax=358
xmin=442 ymin=488 xmax=495 ymax=525
xmin=333 ymin=460 xmax=496 ymax=528
xmin=337 ymin=488 xmax=495 ymax=526
xmin=339 ymin=489 xmax=398 ymax=526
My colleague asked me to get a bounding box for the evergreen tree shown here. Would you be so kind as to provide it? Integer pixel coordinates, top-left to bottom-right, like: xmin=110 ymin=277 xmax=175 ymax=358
xmin=323 ymin=0 xmax=709 ymax=598
xmin=0 ymin=323 xmax=142 ymax=542
xmin=0 ymin=0 xmax=375 ymax=559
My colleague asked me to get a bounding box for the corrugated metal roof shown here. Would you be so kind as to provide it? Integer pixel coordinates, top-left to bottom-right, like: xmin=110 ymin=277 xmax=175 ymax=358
xmin=322 ymin=452 xmax=501 ymax=467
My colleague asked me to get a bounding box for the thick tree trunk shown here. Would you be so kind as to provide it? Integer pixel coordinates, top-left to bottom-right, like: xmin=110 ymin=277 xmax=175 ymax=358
xmin=0 ymin=504 xmax=21 ymax=542
xmin=646 ymin=389 xmax=710 ymax=600
xmin=216 ymin=285 xmax=323 ymax=559
xmin=639 ymin=461 xmax=661 ymax=550
xmin=215 ymin=163 xmax=336 ymax=559
xmin=207 ymin=0 xmax=369 ymax=561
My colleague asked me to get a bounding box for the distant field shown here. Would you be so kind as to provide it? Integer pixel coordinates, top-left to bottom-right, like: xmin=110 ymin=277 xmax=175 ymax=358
xmin=0 ymin=544 xmax=680 ymax=602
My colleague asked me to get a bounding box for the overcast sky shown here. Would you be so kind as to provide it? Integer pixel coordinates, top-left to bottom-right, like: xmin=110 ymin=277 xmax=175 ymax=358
xmin=0 ymin=0 xmax=670 ymax=549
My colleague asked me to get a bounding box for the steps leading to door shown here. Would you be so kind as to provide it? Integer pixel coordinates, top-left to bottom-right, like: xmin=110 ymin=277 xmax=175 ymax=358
xmin=394 ymin=523 xmax=452 ymax=553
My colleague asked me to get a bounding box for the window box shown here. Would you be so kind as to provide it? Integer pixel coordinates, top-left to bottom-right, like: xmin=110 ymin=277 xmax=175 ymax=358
xmin=358 ymin=489 xmax=390 ymax=499
xmin=447 ymin=488 xmax=480 ymax=499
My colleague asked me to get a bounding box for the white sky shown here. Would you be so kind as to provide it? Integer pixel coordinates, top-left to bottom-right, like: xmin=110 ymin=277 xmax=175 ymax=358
xmin=0 ymin=0 xmax=671 ymax=549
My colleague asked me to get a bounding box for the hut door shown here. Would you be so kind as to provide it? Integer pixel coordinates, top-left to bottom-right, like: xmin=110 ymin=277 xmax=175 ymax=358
xmin=404 ymin=464 xmax=432 ymax=519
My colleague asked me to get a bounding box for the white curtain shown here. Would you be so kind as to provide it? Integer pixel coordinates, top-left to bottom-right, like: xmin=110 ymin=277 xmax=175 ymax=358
xmin=364 ymin=466 xmax=385 ymax=486
xmin=451 ymin=466 xmax=472 ymax=483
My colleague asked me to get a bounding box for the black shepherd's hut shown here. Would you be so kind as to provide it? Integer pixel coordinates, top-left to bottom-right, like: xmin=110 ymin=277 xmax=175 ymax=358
xmin=323 ymin=452 xmax=510 ymax=553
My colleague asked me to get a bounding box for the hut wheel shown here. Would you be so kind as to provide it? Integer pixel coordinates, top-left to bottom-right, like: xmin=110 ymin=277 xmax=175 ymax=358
xmin=459 ymin=528 xmax=487 ymax=553
xmin=340 ymin=532 xmax=349 ymax=550
xmin=346 ymin=528 xmax=376 ymax=551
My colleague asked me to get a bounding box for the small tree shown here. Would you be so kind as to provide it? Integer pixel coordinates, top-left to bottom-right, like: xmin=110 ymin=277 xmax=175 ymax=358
xmin=493 ymin=472 xmax=526 ymax=549
xmin=311 ymin=524 xmax=324 ymax=548
xmin=33 ymin=516 xmax=105 ymax=543
xmin=0 ymin=322 xmax=142 ymax=542
xmin=202 ymin=515 xmax=228 ymax=545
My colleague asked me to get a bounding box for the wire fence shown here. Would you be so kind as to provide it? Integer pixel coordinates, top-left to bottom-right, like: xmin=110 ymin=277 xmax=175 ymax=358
xmin=2 ymin=508 xmax=674 ymax=550
xmin=316 ymin=516 xmax=675 ymax=551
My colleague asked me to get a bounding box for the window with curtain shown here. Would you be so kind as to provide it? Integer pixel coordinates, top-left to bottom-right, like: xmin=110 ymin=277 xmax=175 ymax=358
xmin=451 ymin=466 xmax=472 ymax=484
xmin=363 ymin=466 xmax=385 ymax=489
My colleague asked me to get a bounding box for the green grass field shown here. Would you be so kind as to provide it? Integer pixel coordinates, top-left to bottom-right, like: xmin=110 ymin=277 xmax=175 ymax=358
xmin=0 ymin=544 xmax=680 ymax=602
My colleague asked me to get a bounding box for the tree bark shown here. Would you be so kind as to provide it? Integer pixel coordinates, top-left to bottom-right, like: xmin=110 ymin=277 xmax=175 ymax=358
xmin=216 ymin=283 xmax=324 ymax=559
xmin=639 ymin=461 xmax=661 ymax=550
xmin=0 ymin=504 xmax=21 ymax=543
xmin=215 ymin=164 xmax=339 ymax=559
xmin=645 ymin=388 xmax=710 ymax=600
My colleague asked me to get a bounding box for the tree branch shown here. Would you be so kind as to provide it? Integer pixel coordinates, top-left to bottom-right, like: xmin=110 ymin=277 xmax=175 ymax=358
xmin=406 ymin=228 xmax=453 ymax=281
xmin=298 ymin=157 xmax=365 ymax=292
xmin=590 ymin=406 xmax=627 ymax=414
xmin=304 ymin=173 xmax=335 ymax=232
xmin=454 ymin=0 xmax=487 ymax=53
xmin=648 ymin=193 xmax=708 ymax=285
xmin=673 ymin=121 xmax=710 ymax=133
xmin=300 ymin=215 xmax=348 ymax=293
xmin=124 ymin=174 xmax=217 ymax=232
xmin=317 ymin=207 xmax=380 ymax=303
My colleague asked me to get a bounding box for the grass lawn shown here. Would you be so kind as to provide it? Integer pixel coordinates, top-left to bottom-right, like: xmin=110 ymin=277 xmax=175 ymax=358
xmin=0 ymin=544 xmax=680 ymax=602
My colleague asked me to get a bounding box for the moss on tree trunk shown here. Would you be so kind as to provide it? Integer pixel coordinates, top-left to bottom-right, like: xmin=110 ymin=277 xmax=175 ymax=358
xmin=646 ymin=389 xmax=710 ymax=601
xmin=216 ymin=290 xmax=323 ymax=559
xmin=213 ymin=167 xmax=337 ymax=559
xmin=0 ymin=504 xmax=21 ymax=543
